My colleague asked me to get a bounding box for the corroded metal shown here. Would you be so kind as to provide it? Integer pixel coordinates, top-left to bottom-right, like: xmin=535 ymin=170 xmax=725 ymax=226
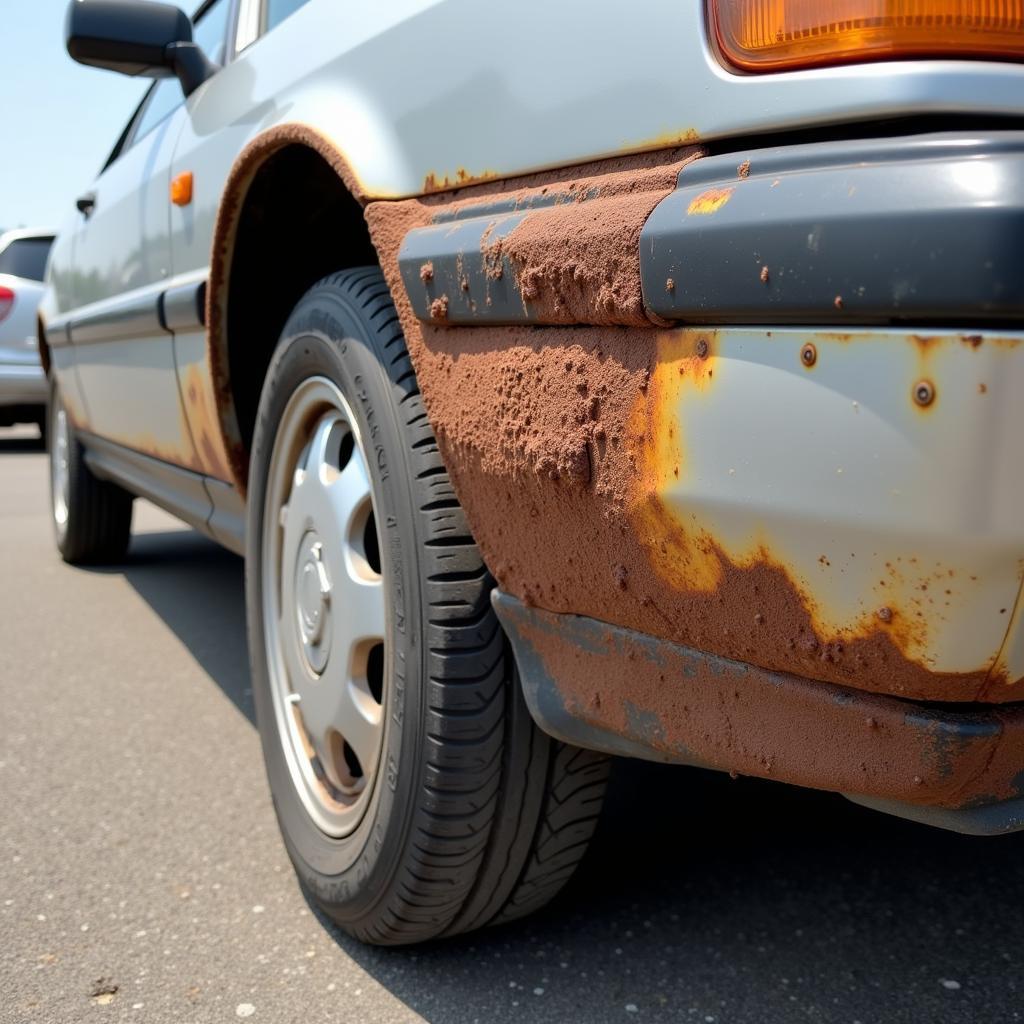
xmin=494 ymin=592 xmax=1024 ymax=820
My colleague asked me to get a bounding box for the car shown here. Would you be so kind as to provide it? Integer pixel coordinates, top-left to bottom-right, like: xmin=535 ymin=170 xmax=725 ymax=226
xmin=39 ymin=0 xmax=1024 ymax=945
xmin=0 ymin=228 xmax=55 ymax=438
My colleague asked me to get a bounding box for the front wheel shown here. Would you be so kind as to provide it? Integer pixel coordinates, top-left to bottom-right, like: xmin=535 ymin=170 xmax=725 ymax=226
xmin=246 ymin=268 xmax=608 ymax=945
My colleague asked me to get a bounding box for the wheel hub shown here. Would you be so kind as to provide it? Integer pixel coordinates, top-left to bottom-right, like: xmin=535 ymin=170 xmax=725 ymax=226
xmin=294 ymin=534 xmax=331 ymax=673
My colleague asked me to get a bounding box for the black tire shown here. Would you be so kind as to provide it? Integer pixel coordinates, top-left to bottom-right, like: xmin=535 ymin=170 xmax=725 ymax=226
xmin=246 ymin=267 xmax=609 ymax=945
xmin=49 ymin=378 xmax=133 ymax=565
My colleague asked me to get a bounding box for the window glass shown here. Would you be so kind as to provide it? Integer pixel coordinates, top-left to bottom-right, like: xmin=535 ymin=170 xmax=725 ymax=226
xmin=132 ymin=77 xmax=183 ymax=143
xmin=0 ymin=238 xmax=54 ymax=282
xmin=266 ymin=0 xmax=312 ymax=32
xmin=193 ymin=0 xmax=231 ymax=64
xmin=130 ymin=0 xmax=232 ymax=145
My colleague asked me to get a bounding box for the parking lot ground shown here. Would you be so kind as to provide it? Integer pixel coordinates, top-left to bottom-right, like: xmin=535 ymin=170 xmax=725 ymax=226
xmin=1 ymin=425 xmax=1022 ymax=1024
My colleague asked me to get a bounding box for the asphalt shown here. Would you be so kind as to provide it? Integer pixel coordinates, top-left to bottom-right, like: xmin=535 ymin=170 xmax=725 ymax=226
xmin=1 ymin=424 xmax=1023 ymax=1024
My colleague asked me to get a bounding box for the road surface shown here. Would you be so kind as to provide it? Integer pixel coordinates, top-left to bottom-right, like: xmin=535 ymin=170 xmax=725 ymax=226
xmin=1 ymin=425 xmax=1021 ymax=1023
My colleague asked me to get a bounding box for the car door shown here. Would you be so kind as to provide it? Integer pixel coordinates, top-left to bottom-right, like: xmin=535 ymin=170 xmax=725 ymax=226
xmin=66 ymin=0 xmax=233 ymax=473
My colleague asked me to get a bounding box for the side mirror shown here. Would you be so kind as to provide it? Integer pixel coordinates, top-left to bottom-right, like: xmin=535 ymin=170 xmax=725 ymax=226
xmin=65 ymin=0 xmax=218 ymax=96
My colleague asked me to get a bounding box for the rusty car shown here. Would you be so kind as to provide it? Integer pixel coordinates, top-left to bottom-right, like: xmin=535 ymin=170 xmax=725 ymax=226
xmin=40 ymin=0 xmax=1024 ymax=944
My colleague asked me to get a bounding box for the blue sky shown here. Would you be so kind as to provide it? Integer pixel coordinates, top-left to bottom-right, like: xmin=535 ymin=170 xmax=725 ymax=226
xmin=1 ymin=0 xmax=148 ymax=231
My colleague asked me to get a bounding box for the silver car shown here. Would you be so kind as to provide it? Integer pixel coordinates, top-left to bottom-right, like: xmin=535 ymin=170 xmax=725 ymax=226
xmin=0 ymin=228 xmax=55 ymax=436
xmin=38 ymin=0 xmax=1024 ymax=946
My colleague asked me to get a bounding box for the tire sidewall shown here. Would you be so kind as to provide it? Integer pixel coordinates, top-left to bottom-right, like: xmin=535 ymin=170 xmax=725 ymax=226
xmin=246 ymin=285 xmax=423 ymax=923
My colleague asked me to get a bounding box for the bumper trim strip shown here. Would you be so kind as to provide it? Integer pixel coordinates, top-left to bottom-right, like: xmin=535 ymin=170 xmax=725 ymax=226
xmin=641 ymin=131 xmax=1024 ymax=325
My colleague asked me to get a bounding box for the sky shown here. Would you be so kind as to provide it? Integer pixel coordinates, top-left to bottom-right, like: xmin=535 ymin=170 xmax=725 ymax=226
xmin=1 ymin=0 xmax=149 ymax=232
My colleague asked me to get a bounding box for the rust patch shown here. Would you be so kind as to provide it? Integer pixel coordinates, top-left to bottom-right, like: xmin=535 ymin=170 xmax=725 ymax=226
xmin=423 ymin=168 xmax=499 ymax=194
xmin=686 ymin=187 xmax=734 ymax=216
xmin=179 ymin=362 xmax=232 ymax=481
xmin=508 ymin=601 xmax=1024 ymax=808
xmin=470 ymin=155 xmax=703 ymax=327
xmin=364 ymin=147 xmax=1024 ymax=706
xmin=737 ymin=159 xmax=751 ymax=179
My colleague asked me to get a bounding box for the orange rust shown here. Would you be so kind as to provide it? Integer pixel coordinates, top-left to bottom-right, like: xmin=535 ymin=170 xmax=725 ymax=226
xmin=423 ymin=168 xmax=499 ymax=194
xmin=364 ymin=149 xmax=1024 ymax=706
xmin=618 ymin=128 xmax=701 ymax=152
xmin=686 ymin=187 xmax=734 ymax=216
xmin=179 ymin=362 xmax=232 ymax=481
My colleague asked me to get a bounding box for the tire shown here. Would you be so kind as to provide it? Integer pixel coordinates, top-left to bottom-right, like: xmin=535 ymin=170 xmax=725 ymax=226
xmin=246 ymin=267 xmax=609 ymax=946
xmin=49 ymin=378 xmax=133 ymax=565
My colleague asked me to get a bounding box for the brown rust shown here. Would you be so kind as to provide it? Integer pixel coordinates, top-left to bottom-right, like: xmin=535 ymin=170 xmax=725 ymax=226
xmin=364 ymin=146 xmax=1024 ymax=706
xmin=509 ymin=601 xmax=1024 ymax=809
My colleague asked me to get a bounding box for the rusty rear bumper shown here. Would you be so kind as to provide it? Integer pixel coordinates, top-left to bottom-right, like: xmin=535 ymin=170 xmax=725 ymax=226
xmin=494 ymin=592 xmax=1024 ymax=835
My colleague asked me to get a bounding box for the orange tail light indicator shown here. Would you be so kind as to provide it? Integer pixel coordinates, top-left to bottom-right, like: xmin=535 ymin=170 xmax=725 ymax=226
xmin=171 ymin=171 xmax=194 ymax=207
xmin=710 ymin=0 xmax=1024 ymax=72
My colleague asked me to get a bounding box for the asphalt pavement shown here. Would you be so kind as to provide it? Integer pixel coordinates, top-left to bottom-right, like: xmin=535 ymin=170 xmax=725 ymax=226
xmin=2 ymin=424 xmax=1022 ymax=1024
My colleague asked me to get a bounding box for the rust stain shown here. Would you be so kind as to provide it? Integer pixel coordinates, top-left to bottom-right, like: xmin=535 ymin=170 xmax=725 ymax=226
xmin=364 ymin=149 xmax=1024 ymax=706
xmin=686 ymin=187 xmax=734 ymax=216
xmin=124 ymin=430 xmax=202 ymax=473
xmin=423 ymin=168 xmax=499 ymax=194
xmin=179 ymin=361 xmax=233 ymax=482
xmin=511 ymin=603 xmax=1024 ymax=809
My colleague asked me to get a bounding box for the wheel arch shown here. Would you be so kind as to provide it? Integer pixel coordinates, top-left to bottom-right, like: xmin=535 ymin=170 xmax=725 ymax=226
xmin=206 ymin=125 xmax=380 ymax=495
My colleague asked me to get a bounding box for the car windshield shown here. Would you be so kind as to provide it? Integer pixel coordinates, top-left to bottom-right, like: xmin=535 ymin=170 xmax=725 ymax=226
xmin=0 ymin=236 xmax=53 ymax=282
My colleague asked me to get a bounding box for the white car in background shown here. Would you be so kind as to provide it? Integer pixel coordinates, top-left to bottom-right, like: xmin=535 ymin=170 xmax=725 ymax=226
xmin=0 ymin=228 xmax=55 ymax=438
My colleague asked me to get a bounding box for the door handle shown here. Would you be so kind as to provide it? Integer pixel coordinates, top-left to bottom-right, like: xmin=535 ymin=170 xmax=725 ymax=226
xmin=76 ymin=191 xmax=96 ymax=217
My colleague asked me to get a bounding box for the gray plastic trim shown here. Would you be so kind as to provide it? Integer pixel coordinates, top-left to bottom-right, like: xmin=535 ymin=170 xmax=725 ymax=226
xmin=845 ymin=793 xmax=1024 ymax=836
xmin=70 ymin=288 xmax=167 ymax=346
xmin=641 ymin=131 xmax=1024 ymax=325
xmin=160 ymin=279 xmax=206 ymax=332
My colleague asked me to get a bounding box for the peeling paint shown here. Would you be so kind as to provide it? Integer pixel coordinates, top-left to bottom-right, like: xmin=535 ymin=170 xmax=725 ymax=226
xmin=686 ymin=187 xmax=734 ymax=216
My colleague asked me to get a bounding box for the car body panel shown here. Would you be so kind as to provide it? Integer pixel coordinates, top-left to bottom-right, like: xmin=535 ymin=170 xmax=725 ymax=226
xmin=37 ymin=0 xmax=1024 ymax=828
xmin=56 ymin=104 xmax=199 ymax=469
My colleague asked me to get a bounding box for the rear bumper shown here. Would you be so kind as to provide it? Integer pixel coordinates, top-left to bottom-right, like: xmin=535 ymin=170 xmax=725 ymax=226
xmin=0 ymin=361 xmax=46 ymax=407
xmin=495 ymin=592 xmax=1024 ymax=835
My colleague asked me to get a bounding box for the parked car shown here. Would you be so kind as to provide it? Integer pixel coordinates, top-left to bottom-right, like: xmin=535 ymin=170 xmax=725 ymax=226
xmin=40 ymin=0 xmax=1024 ymax=944
xmin=0 ymin=228 xmax=55 ymax=438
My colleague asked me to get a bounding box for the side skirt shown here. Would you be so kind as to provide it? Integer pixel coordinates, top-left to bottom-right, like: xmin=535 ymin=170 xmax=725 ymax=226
xmin=81 ymin=432 xmax=245 ymax=554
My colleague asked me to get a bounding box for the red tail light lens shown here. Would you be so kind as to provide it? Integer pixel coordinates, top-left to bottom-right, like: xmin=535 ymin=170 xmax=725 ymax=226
xmin=0 ymin=286 xmax=14 ymax=324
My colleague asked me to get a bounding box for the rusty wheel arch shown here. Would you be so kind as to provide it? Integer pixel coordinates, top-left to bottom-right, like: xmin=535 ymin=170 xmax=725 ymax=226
xmin=205 ymin=124 xmax=378 ymax=495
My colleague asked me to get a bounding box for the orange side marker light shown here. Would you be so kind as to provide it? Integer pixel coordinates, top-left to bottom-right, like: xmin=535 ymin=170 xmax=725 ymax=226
xmin=171 ymin=171 xmax=194 ymax=207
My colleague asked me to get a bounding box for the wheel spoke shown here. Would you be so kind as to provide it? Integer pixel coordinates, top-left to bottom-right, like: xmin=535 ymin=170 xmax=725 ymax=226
xmin=294 ymin=661 xmax=383 ymax=785
xmin=302 ymin=413 xmax=339 ymax=479
xmin=323 ymin=445 xmax=373 ymax=541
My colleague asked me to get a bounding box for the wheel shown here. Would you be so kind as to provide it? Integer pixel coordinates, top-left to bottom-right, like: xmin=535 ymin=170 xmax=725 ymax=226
xmin=246 ymin=267 xmax=609 ymax=945
xmin=49 ymin=378 xmax=133 ymax=564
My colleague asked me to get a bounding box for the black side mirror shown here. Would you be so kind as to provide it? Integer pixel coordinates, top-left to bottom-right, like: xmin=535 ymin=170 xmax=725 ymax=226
xmin=65 ymin=0 xmax=217 ymax=96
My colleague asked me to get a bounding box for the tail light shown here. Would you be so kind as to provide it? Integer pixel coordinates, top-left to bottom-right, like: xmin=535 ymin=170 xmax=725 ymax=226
xmin=0 ymin=286 xmax=13 ymax=324
xmin=711 ymin=0 xmax=1024 ymax=72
